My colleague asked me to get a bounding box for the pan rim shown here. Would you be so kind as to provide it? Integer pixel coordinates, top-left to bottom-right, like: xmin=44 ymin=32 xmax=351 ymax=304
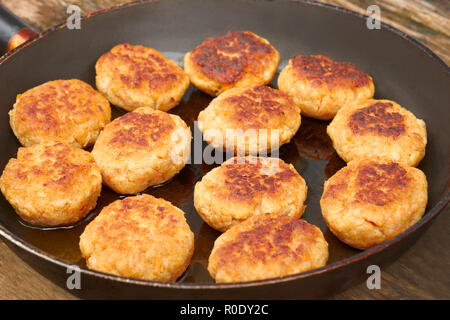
xmin=0 ymin=0 xmax=449 ymax=290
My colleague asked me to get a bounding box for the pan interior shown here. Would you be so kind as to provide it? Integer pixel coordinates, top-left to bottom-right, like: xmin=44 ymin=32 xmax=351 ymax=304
xmin=0 ymin=0 xmax=448 ymax=285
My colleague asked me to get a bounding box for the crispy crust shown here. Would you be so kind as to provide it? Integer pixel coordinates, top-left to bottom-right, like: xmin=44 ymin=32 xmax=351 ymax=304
xmin=348 ymin=101 xmax=406 ymax=137
xmin=208 ymin=213 xmax=328 ymax=282
xmin=184 ymin=31 xmax=280 ymax=96
xmin=321 ymin=158 xmax=428 ymax=250
xmin=198 ymin=85 xmax=301 ymax=155
xmin=291 ymin=55 xmax=372 ymax=89
xmin=95 ymin=43 xmax=189 ymax=111
xmin=79 ymin=194 xmax=194 ymax=281
xmin=9 ymin=79 xmax=111 ymax=148
xmin=108 ymin=110 xmax=175 ymax=149
xmin=92 ymin=107 xmax=191 ymax=194
xmin=194 ymin=156 xmax=307 ymax=232
xmin=0 ymin=142 xmax=102 ymax=226
xmin=327 ymin=99 xmax=427 ymax=166
xmin=278 ymin=54 xmax=374 ymax=120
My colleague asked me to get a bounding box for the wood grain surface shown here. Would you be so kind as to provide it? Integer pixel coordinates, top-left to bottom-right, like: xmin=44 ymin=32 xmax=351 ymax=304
xmin=0 ymin=0 xmax=449 ymax=300
xmin=1 ymin=0 xmax=449 ymax=64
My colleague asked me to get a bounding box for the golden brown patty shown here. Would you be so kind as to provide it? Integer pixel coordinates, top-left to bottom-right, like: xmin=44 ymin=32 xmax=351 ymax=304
xmin=208 ymin=213 xmax=328 ymax=282
xmin=95 ymin=43 xmax=189 ymax=112
xmin=92 ymin=107 xmax=191 ymax=194
xmin=9 ymin=79 xmax=111 ymax=148
xmin=194 ymin=156 xmax=307 ymax=232
xmin=278 ymin=54 xmax=374 ymax=120
xmin=79 ymin=194 xmax=194 ymax=281
xmin=0 ymin=142 xmax=102 ymax=226
xmin=198 ymin=85 xmax=301 ymax=155
xmin=327 ymin=99 xmax=427 ymax=166
xmin=320 ymin=158 xmax=428 ymax=250
xmin=184 ymin=31 xmax=280 ymax=96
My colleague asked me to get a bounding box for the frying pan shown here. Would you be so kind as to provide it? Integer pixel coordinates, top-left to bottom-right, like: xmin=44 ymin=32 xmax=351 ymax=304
xmin=0 ymin=0 xmax=448 ymax=299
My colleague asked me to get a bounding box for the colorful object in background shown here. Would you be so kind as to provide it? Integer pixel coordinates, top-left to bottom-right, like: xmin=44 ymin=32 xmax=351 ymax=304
xmin=0 ymin=5 xmax=37 ymax=54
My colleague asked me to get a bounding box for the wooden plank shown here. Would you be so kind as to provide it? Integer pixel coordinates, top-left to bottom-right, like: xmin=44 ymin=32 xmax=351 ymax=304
xmin=2 ymin=0 xmax=449 ymax=63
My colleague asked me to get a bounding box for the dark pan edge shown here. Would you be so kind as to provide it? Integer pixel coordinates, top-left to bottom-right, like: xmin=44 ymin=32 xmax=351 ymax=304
xmin=0 ymin=0 xmax=449 ymax=290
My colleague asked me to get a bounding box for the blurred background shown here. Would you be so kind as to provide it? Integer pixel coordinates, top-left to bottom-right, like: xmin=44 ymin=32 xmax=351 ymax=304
xmin=1 ymin=0 xmax=449 ymax=63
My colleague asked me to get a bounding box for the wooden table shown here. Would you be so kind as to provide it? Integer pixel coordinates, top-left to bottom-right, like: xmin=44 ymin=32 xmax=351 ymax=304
xmin=0 ymin=0 xmax=449 ymax=300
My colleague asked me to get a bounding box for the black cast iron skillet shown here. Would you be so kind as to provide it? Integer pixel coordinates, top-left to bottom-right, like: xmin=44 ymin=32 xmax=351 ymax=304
xmin=0 ymin=0 xmax=448 ymax=299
